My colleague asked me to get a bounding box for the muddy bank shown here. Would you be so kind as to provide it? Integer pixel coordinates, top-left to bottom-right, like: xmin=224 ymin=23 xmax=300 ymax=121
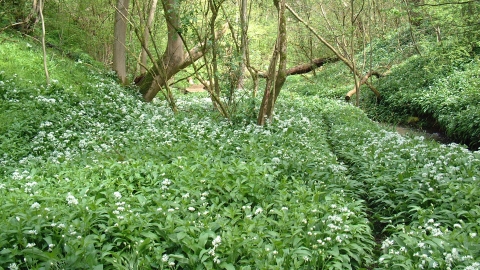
xmin=379 ymin=123 xmax=454 ymax=145
xmin=394 ymin=126 xmax=453 ymax=144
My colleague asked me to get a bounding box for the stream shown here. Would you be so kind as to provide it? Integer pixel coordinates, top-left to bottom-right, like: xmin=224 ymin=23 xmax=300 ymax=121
xmin=385 ymin=124 xmax=453 ymax=144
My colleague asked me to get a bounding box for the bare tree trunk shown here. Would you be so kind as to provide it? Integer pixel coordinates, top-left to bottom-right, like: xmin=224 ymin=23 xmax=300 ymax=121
xmin=237 ymin=0 xmax=248 ymax=90
xmin=351 ymin=0 xmax=361 ymax=106
xmin=39 ymin=0 xmax=49 ymax=85
xmin=138 ymin=0 xmax=184 ymax=102
xmin=208 ymin=0 xmax=222 ymax=96
xmin=113 ymin=0 xmax=130 ymax=85
xmin=257 ymin=0 xmax=287 ymax=126
xmin=258 ymin=57 xmax=338 ymax=77
xmin=286 ymin=3 xmax=381 ymax=100
xmin=345 ymin=70 xmax=386 ymax=101
xmin=137 ymin=20 xmax=228 ymax=102
xmin=140 ymin=0 xmax=158 ymax=75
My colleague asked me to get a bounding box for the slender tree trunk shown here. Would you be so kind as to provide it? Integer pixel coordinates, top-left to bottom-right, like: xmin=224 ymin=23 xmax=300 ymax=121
xmin=113 ymin=0 xmax=130 ymax=84
xmin=351 ymin=0 xmax=360 ymax=106
xmin=237 ymin=0 xmax=248 ymax=89
xmin=257 ymin=0 xmax=287 ymax=125
xmin=140 ymin=0 xmax=158 ymax=75
xmin=39 ymin=0 xmax=49 ymax=85
xmin=208 ymin=0 xmax=221 ymax=96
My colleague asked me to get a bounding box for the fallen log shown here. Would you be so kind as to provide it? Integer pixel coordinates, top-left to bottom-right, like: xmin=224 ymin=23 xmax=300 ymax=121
xmin=345 ymin=70 xmax=386 ymax=101
xmin=258 ymin=56 xmax=338 ymax=78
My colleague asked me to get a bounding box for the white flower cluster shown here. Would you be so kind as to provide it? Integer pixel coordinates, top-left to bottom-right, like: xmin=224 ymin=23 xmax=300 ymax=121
xmin=113 ymin=191 xmax=122 ymax=200
xmin=161 ymin=178 xmax=172 ymax=190
xmin=66 ymin=192 xmax=78 ymax=205
xmin=208 ymin=235 xmax=222 ymax=264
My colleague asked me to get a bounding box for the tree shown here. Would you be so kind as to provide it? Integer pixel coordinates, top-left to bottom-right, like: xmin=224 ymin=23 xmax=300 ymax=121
xmin=286 ymin=2 xmax=383 ymax=105
xmin=257 ymin=0 xmax=287 ymax=125
xmin=139 ymin=0 xmax=158 ymax=76
xmin=135 ymin=0 xmax=228 ymax=103
xmin=38 ymin=0 xmax=49 ymax=85
xmin=113 ymin=0 xmax=130 ymax=85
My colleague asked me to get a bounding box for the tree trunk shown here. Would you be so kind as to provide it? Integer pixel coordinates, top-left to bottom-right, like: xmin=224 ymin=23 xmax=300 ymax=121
xmin=137 ymin=17 xmax=229 ymax=102
xmin=286 ymin=3 xmax=381 ymax=101
xmin=140 ymin=0 xmax=158 ymax=75
xmin=258 ymin=56 xmax=338 ymax=78
xmin=345 ymin=70 xmax=385 ymax=101
xmin=39 ymin=0 xmax=49 ymax=85
xmin=113 ymin=0 xmax=130 ymax=85
xmin=236 ymin=0 xmax=248 ymax=89
xmin=138 ymin=0 xmax=184 ymax=101
xmin=257 ymin=0 xmax=287 ymax=126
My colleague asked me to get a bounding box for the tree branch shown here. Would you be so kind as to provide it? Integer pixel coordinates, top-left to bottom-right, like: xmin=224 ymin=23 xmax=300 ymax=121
xmin=417 ymin=1 xmax=477 ymax=6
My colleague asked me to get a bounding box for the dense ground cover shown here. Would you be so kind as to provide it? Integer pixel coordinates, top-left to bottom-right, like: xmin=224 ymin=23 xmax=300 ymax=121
xmin=362 ymin=48 xmax=480 ymax=150
xmin=323 ymin=104 xmax=480 ymax=269
xmin=1 ymin=33 xmax=480 ymax=269
xmin=1 ymin=35 xmax=376 ymax=269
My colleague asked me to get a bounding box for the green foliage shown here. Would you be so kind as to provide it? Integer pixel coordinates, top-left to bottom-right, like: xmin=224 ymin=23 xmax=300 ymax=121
xmin=323 ymin=101 xmax=480 ymax=269
xmin=284 ymin=66 xmax=351 ymax=99
xmin=364 ymin=51 xmax=480 ymax=149
xmin=0 ymin=0 xmax=32 ymax=31
xmin=2 ymin=9 xmax=480 ymax=269
xmin=0 ymin=35 xmax=376 ymax=269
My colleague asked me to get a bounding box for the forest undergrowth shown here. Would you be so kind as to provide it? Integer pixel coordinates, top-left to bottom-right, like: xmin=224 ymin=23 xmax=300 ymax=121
xmin=1 ymin=32 xmax=480 ymax=269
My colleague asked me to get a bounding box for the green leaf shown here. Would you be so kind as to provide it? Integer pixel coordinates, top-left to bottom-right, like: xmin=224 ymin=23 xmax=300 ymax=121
xmin=220 ymin=262 xmax=236 ymax=270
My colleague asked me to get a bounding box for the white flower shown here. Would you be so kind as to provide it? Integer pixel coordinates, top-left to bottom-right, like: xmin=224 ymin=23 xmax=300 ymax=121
xmin=418 ymin=242 xmax=425 ymax=248
xmin=8 ymin=263 xmax=18 ymax=270
xmin=271 ymin=157 xmax=281 ymax=164
xmin=66 ymin=192 xmax=78 ymax=205
xmin=453 ymin=223 xmax=462 ymax=229
xmin=335 ymin=235 xmax=342 ymax=243
xmin=26 ymin=243 xmax=36 ymax=248
xmin=162 ymin=254 xmax=169 ymax=262
xmin=254 ymin=207 xmax=263 ymax=215
xmin=212 ymin=235 xmax=221 ymax=247
xmin=188 ymin=207 xmax=195 ymax=211
xmin=31 ymin=202 xmax=41 ymax=209
xmin=281 ymin=206 xmax=288 ymax=211
xmin=381 ymin=238 xmax=394 ymax=249
xmin=113 ymin=192 xmax=122 ymax=200
xmin=213 ymin=256 xmax=221 ymax=264
xmin=162 ymin=178 xmax=171 ymax=186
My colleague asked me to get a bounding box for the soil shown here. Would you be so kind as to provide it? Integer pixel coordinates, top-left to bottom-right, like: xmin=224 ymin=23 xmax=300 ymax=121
xmin=394 ymin=125 xmax=453 ymax=144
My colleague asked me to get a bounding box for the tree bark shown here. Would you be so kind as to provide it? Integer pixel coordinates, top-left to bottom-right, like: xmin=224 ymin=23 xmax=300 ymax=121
xmin=137 ymin=19 xmax=228 ymax=102
xmin=237 ymin=0 xmax=248 ymax=89
xmin=113 ymin=0 xmax=130 ymax=85
xmin=257 ymin=0 xmax=287 ymax=125
xmin=258 ymin=56 xmax=338 ymax=78
xmin=140 ymin=0 xmax=158 ymax=75
xmin=286 ymin=3 xmax=381 ymax=100
xmin=345 ymin=70 xmax=385 ymax=101
xmin=39 ymin=0 xmax=49 ymax=85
